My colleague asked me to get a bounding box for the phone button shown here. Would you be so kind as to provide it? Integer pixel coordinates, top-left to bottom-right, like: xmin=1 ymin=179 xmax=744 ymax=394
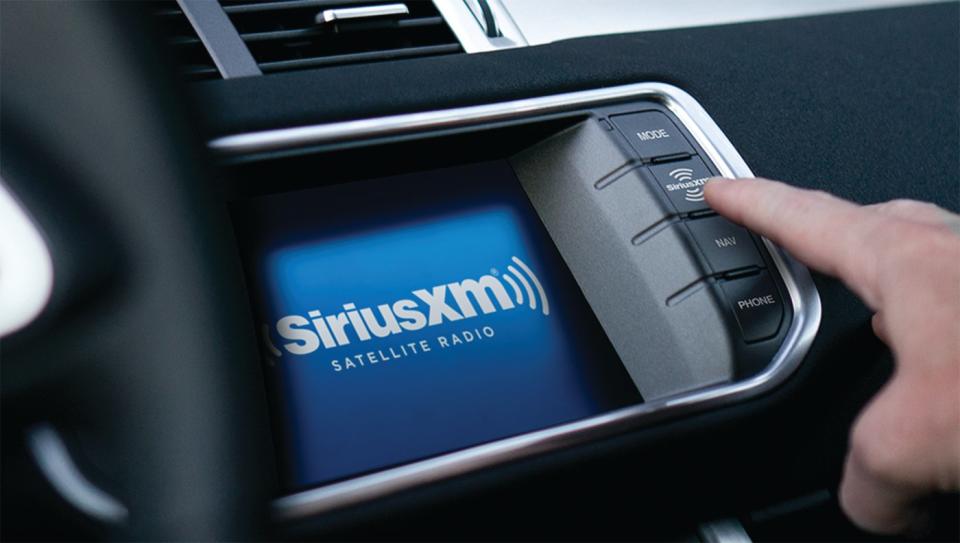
xmin=721 ymin=272 xmax=783 ymax=342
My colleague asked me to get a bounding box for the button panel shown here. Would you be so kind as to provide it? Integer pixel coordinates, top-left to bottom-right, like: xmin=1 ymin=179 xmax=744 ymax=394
xmin=610 ymin=111 xmax=695 ymax=161
xmin=720 ymin=272 xmax=784 ymax=342
xmin=647 ymin=157 xmax=712 ymax=214
xmin=687 ymin=215 xmax=763 ymax=273
xmin=604 ymin=105 xmax=788 ymax=348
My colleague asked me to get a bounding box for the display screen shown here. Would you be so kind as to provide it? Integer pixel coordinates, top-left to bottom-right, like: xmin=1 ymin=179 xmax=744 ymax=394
xmin=232 ymin=161 xmax=642 ymax=490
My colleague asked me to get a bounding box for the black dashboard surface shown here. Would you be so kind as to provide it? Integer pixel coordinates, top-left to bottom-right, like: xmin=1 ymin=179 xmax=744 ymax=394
xmin=192 ymin=3 xmax=958 ymax=538
xmin=198 ymin=1 xmax=959 ymax=222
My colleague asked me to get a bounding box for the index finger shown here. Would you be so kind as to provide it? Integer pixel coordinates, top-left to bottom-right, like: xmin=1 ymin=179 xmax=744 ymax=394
xmin=704 ymin=178 xmax=886 ymax=308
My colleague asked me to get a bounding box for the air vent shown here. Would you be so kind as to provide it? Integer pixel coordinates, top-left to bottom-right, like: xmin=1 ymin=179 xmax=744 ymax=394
xmin=221 ymin=0 xmax=463 ymax=73
xmin=151 ymin=1 xmax=221 ymax=80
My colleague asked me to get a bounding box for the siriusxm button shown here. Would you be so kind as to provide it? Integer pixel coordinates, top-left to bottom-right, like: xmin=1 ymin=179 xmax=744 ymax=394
xmin=721 ymin=272 xmax=784 ymax=342
xmin=648 ymin=157 xmax=713 ymax=214
xmin=610 ymin=111 xmax=695 ymax=160
xmin=687 ymin=215 xmax=764 ymax=273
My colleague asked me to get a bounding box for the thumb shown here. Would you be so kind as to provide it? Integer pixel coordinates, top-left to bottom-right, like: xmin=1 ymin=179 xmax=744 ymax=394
xmin=838 ymin=379 xmax=933 ymax=535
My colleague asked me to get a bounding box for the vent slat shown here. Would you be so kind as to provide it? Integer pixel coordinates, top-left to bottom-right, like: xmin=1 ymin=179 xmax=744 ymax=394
xmin=184 ymin=65 xmax=221 ymax=77
xmin=223 ymin=0 xmax=462 ymax=74
xmin=259 ymin=43 xmax=460 ymax=72
xmin=150 ymin=1 xmax=221 ymax=81
xmin=155 ymin=8 xmax=185 ymax=17
xmin=239 ymin=15 xmax=445 ymax=42
xmin=223 ymin=0 xmax=377 ymax=14
xmin=169 ymin=35 xmax=203 ymax=46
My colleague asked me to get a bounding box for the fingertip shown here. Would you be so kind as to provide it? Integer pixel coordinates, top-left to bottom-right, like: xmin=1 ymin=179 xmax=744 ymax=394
xmin=704 ymin=177 xmax=735 ymax=206
xmin=705 ymin=176 xmax=733 ymax=184
xmin=704 ymin=176 xmax=732 ymax=191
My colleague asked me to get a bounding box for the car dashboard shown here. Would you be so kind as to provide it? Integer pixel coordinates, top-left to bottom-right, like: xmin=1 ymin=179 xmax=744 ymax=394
xmin=1 ymin=1 xmax=958 ymax=540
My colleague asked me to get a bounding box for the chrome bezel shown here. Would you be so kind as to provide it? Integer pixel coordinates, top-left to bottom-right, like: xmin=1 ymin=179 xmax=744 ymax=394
xmin=209 ymin=82 xmax=822 ymax=521
xmin=433 ymin=0 xmax=527 ymax=52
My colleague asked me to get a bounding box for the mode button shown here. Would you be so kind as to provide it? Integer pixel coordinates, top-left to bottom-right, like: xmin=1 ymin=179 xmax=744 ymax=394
xmin=610 ymin=111 xmax=695 ymax=161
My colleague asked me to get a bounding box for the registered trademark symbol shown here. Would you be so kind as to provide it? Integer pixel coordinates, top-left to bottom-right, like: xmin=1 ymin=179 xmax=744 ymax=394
xmin=490 ymin=268 xmax=499 ymax=276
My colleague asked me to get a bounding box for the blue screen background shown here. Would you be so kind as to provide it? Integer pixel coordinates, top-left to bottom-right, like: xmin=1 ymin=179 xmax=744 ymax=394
xmin=232 ymin=161 xmax=641 ymax=489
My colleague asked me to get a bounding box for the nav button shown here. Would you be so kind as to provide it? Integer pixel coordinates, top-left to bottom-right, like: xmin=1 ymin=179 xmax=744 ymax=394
xmin=721 ymin=272 xmax=784 ymax=342
xmin=688 ymin=215 xmax=763 ymax=273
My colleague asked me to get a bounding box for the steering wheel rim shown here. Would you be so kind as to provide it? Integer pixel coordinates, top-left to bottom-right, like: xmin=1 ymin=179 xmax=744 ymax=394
xmin=1 ymin=2 xmax=268 ymax=539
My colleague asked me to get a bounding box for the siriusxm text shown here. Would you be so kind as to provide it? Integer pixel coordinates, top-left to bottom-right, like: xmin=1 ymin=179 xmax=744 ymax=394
xmin=276 ymin=275 xmax=518 ymax=356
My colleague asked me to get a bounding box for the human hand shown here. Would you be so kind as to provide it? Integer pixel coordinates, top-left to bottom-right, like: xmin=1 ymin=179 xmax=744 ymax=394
xmin=705 ymin=177 xmax=960 ymax=535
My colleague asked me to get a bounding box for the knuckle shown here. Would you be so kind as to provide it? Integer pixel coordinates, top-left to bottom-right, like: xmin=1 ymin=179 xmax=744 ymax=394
xmin=874 ymin=199 xmax=957 ymax=233
xmin=836 ymin=216 xmax=889 ymax=283
xmin=849 ymin=401 xmax=929 ymax=488
xmin=849 ymin=421 xmax=903 ymax=483
xmin=863 ymin=220 xmax=926 ymax=269
xmin=882 ymin=223 xmax=945 ymax=266
xmin=870 ymin=312 xmax=886 ymax=338
xmin=879 ymin=198 xmax=929 ymax=214
xmin=809 ymin=189 xmax=837 ymax=201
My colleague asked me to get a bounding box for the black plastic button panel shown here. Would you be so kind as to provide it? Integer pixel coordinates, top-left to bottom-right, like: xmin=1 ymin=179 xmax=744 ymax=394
xmin=720 ymin=272 xmax=784 ymax=342
xmin=610 ymin=111 xmax=695 ymax=161
xmin=605 ymin=106 xmax=786 ymax=344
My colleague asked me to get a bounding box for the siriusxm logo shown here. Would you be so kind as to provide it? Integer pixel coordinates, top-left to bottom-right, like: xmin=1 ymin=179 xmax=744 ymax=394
xmin=271 ymin=256 xmax=549 ymax=356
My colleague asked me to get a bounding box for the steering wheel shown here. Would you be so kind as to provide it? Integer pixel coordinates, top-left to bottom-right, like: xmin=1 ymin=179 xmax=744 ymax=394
xmin=1 ymin=2 xmax=267 ymax=539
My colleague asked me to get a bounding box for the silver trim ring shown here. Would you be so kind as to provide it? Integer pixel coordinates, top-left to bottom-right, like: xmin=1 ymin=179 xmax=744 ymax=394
xmin=209 ymin=82 xmax=822 ymax=520
xmin=319 ymin=4 xmax=411 ymax=24
xmin=433 ymin=0 xmax=527 ymax=52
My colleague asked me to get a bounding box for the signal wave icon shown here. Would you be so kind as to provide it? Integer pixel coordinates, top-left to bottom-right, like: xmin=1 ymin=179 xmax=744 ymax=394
xmin=499 ymin=256 xmax=550 ymax=316
xmin=668 ymin=167 xmax=706 ymax=202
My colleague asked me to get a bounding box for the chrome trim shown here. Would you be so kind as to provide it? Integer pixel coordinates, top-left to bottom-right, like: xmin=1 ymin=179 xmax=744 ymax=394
xmin=318 ymin=4 xmax=410 ymax=24
xmin=0 ymin=178 xmax=54 ymax=337
xmin=28 ymin=424 xmax=128 ymax=524
xmin=433 ymin=0 xmax=526 ymax=52
xmin=699 ymin=518 xmax=753 ymax=543
xmin=463 ymin=0 xmax=499 ymax=37
xmin=209 ymin=82 xmax=821 ymax=520
xmin=177 ymin=0 xmax=261 ymax=79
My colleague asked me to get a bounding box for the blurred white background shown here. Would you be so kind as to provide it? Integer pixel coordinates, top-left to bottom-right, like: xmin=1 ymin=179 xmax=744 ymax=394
xmin=500 ymin=0 xmax=942 ymax=44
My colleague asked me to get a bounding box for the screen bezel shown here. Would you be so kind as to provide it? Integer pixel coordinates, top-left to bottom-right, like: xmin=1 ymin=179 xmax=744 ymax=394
xmin=213 ymin=82 xmax=821 ymax=521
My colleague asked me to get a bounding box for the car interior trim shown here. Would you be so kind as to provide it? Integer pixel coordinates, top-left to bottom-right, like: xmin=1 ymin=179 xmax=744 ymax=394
xmin=698 ymin=518 xmax=754 ymax=543
xmin=318 ymin=3 xmax=411 ymax=24
xmin=208 ymin=82 xmax=747 ymax=158
xmin=211 ymin=82 xmax=822 ymax=519
xmin=464 ymin=0 xmax=499 ymax=37
xmin=433 ymin=0 xmax=526 ymax=52
xmin=176 ymin=0 xmax=261 ymax=79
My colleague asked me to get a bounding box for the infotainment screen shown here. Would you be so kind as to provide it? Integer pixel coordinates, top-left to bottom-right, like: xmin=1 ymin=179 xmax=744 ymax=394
xmin=232 ymin=160 xmax=642 ymax=490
